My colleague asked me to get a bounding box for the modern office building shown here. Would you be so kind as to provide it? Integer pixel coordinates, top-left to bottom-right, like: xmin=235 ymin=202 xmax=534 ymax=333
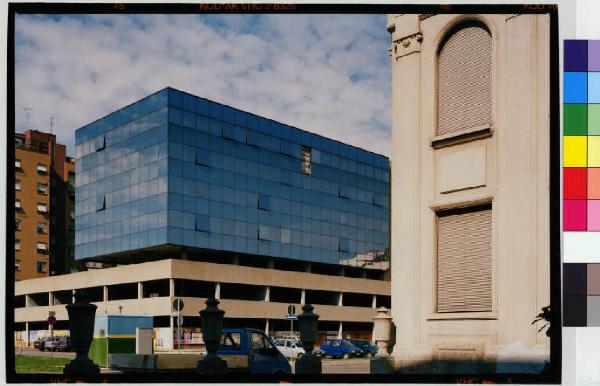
xmin=388 ymin=13 xmax=551 ymax=373
xmin=14 ymin=87 xmax=391 ymax=347
xmin=14 ymin=130 xmax=76 ymax=280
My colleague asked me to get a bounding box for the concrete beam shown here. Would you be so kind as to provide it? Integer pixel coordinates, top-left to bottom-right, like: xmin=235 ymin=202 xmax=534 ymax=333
xmin=138 ymin=282 xmax=143 ymax=299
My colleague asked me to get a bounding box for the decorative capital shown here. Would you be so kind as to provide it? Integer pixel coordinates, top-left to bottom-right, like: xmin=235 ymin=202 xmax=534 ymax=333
xmin=392 ymin=33 xmax=423 ymax=60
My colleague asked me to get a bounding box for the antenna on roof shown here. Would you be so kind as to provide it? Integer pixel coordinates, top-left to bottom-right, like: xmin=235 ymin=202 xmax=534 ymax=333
xmin=50 ymin=116 xmax=55 ymax=134
xmin=23 ymin=107 xmax=32 ymax=131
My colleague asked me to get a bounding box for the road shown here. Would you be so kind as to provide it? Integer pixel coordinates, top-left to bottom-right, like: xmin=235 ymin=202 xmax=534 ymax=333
xmin=298 ymin=358 xmax=370 ymax=374
xmin=17 ymin=348 xmax=371 ymax=374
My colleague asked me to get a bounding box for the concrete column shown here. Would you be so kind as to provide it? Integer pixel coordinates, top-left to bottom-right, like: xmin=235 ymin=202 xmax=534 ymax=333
xmin=301 ymin=289 xmax=306 ymax=305
xmin=25 ymin=322 xmax=30 ymax=347
xmin=25 ymin=294 xmax=32 ymax=308
xmin=304 ymin=262 xmax=311 ymax=273
xmin=48 ymin=292 xmax=54 ymax=306
xmin=138 ymin=282 xmax=143 ymax=299
xmin=338 ymin=292 xmax=343 ymax=307
xmin=169 ymin=279 xmax=175 ymax=297
xmin=169 ymin=315 xmax=175 ymax=351
xmin=103 ymin=286 xmax=109 ymax=302
xmin=338 ymin=266 xmax=345 ymax=277
xmin=265 ymin=319 xmax=270 ymax=335
xmin=372 ymin=294 xmax=377 ymax=308
xmin=215 ymin=283 xmax=221 ymax=300
xmin=232 ymin=255 xmax=240 ymax=265
xmin=267 ymin=258 xmax=274 ymax=269
xmin=337 ymin=322 xmax=343 ymax=339
xmin=72 ymin=289 xmax=76 ymax=304
xmin=264 ymin=286 xmax=270 ymax=302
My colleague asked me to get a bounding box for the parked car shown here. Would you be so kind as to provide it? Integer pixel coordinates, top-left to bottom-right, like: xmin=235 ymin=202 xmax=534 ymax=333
xmin=273 ymin=338 xmax=305 ymax=359
xmin=43 ymin=337 xmax=62 ymax=351
xmin=348 ymin=339 xmax=378 ymax=358
xmin=319 ymin=338 xmax=362 ymax=359
xmin=217 ymin=328 xmax=292 ymax=374
xmin=56 ymin=336 xmax=72 ymax=352
xmin=34 ymin=337 xmax=49 ymax=351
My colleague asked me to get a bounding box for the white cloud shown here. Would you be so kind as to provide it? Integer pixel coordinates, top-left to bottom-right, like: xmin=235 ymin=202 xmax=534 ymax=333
xmin=15 ymin=14 xmax=391 ymax=157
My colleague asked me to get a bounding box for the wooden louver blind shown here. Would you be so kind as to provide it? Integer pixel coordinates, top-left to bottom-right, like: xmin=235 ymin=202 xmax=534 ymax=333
xmin=436 ymin=205 xmax=492 ymax=313
xmin=438 ymin=23 xmax=492 ymax=136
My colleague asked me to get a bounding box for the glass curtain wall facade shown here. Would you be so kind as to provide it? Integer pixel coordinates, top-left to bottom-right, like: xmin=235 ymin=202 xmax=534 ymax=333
xmin=75 ymin=88 xmax=389 ymax=269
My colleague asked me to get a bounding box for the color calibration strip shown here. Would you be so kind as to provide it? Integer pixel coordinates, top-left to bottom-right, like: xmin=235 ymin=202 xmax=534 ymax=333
xmin=564 ymin=41 xmax=600 ymax=326
xmin=564 ymin=40 xmax=600 ymax=263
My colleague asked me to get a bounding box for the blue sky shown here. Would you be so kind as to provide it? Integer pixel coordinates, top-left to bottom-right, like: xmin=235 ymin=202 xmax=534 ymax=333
xmin=15 ymin=14 xmax=391 ymax=156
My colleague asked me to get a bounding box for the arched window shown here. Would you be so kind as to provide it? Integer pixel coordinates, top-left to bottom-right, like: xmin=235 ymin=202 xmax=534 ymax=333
xmin=437 ymin=20 xmax=492 ymax=136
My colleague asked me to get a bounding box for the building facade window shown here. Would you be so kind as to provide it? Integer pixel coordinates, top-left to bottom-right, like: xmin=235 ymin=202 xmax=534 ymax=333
xmin=36 ymin=261 xmax=47 ymax=273
xmin=258 ymin=194 xmax=271 ymax=210
xmin=37 ymin=183 xmax=48 ymax=195
xmin=195 ymin=214 xmax=210 ymax=232
xmin=258 ymin=225 xmax=270 ymax=240
xmin=339 ymin=238 xmax=349 ymax=252
xmin=36 ymin=242 xmax=48 ymax=253
xmin=436 ymin=204 xmax=493 ymax=313
xmin=36 ymin=222 xmax=47 ymax=234
xmin=36 ymin=163 xmax=48 ymax=174
xmin=301 ymin=145 xmax=312 ymax=174
xmin=195 ymin=151 xmax=210 ymax=166
xmin=15 ymin=200 xmax=22 ymax=211
xmin=15 ymin=259 xmax=21 ymax=271
xmin=93 ymin=135 xmax=106 ymax=152
xmin=280 ymin=228 xmax=291 ymax=244
xmin=36 ymin=203 xmax=48 ymax=213
xmin=15 ymin=159 xmax=22 ymax=170
xmin=15 ymin=239 xmax=21 ymax=250
xmin=96 ymin=196 xmax=106 ymax=211
xmin=437 ymin=20 xmax=492 ymax=136
xmin=15 ymin=180 xmax=21 ymax=191
xmin=16 ymin=219 xmax=21 ymax=231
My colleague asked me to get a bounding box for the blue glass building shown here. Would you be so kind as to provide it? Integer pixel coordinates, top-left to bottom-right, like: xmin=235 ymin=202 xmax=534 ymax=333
xmin=75 ymin=88 xmax=389 ymax=272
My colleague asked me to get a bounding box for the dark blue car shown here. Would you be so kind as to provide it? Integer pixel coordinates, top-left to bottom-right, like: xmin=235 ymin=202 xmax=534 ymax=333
xmin=348 ymin=339 xmax=378 ymax=358
xmin=319 ymin=338 xmax=362 ymax=359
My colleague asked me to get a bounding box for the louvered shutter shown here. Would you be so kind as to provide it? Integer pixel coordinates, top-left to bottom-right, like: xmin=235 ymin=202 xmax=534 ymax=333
xmin=438 ymin=23 xmax=492 ymax=136
xmin=437 ymin=205 xmax=492 ymax=313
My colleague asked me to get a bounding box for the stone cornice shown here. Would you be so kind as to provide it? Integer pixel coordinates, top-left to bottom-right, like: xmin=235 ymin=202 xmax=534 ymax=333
xmin=391 ymin=32 xmax=423 ymax=60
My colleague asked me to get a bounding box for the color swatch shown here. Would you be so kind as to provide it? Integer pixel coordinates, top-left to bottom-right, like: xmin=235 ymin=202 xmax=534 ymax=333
xmin=563 ymin=263 xmax=600 ymax=326
xmin=564 ymin=40 xmax=600 ymax=263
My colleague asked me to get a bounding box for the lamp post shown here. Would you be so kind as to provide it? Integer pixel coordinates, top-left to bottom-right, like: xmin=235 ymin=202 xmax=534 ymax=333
xmin=63 ymin=290 xmax=100 ymax=376
xmin=370 ymin=307 xmax=394 ymax=374
xmin=196 ymin=298 xmax=228 ymax=374
xmin=295 ymin=304 xmax=322 ymax=374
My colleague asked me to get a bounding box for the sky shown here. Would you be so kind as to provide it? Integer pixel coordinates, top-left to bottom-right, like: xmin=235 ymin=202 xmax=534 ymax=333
xmin=15 ymin=14 xmax=392 ymax=157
